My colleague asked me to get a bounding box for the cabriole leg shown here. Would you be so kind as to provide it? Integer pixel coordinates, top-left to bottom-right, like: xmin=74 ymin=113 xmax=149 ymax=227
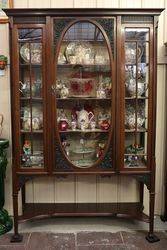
xmin=10 ymin=192 xmax=23 ymax=243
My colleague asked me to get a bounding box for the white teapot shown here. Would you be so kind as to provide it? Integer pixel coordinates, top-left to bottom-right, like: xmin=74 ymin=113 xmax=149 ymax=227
xmin=76 ymin=109 xmax=94 ymax=130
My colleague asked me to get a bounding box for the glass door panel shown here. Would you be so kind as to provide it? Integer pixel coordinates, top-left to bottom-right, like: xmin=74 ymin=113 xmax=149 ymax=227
xmin=54 ymin=21 xmax=113 ymax=169
xmin=124 ymin=28 xmax=150 ymax=169
xmin=18 ymin=28 xmax=44 ymax=168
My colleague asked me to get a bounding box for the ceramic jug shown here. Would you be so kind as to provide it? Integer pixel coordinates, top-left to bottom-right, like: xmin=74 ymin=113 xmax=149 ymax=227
xmin=76 ymin=109 xmax=94 ymax=129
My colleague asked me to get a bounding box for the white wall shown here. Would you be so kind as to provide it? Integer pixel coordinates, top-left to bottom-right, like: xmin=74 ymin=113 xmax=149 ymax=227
xmin=0 ymin=0 xmax=166 ymax=216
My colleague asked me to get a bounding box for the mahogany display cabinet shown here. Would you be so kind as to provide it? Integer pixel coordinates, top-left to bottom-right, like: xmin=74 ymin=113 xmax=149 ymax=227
xmin=4 ymin=8 xmax=164 ymax=243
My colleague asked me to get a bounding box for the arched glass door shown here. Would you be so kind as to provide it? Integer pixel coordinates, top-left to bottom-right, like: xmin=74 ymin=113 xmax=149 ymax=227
xmin=53 ymin=20 xmax=114 ymax=170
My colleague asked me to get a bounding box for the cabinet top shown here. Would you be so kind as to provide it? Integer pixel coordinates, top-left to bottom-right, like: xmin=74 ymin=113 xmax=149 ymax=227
xmin=3 ymin=8 xmax=164 ymax=17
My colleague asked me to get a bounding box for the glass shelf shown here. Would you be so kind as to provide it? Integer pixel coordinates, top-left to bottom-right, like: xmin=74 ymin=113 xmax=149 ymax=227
xmin=59 ymin=129 xmax=109 ymax=133
xmin=125 ymin=129 xmax=147 ymax=133
xmin=20 ymin=63 xmax=42 ymax=66
xmin=57 ymin=97 xmax=111 ymax=100
xmin=20 ymin=97 xmax=43 ymax=101
xmin=57 ymin=64 xmax=110 ymax=67
xmin=125 ymin=97 xmax=148 ymax=100
xmin=21 ymin=130 xmax=43 ymax=134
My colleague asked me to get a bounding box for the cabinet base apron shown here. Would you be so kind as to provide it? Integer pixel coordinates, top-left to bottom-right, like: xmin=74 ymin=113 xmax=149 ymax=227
xmin=11 ymin=202 xmax=160 ymax=243
xmin=19 ymin=202 xmax=149 ymax=221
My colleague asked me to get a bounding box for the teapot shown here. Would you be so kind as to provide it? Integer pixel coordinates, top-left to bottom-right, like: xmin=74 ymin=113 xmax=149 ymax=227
xmin=76 ymin=108 xmax=94 ymax=130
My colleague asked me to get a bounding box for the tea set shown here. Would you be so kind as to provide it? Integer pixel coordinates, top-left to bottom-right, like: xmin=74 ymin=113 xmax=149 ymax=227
xmin=58 ymin=108 xmax=110 ymax=132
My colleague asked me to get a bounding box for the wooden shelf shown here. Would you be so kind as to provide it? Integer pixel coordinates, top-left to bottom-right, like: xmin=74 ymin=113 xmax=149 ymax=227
xmin=20 ymin=202 xmax=149 ymax=222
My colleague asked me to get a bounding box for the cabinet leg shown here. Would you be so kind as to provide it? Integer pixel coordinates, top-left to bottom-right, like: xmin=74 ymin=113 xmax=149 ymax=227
xmin=22 ymin=184 xmax=26 ymax=212
xmin=10 ymin=193 xmax=23 ymax=243
xmin=146 ymin=191 xmax=160 ymax=243
xmin=139 ymin=182 xmax=144 ymax=211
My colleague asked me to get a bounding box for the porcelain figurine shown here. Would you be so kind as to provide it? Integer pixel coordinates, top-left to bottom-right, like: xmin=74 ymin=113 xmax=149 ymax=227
xmin=90 ymin=120 xmax=96 ymax=130
xmin=62 ymin=138 xmax=70 ymax=156
xmin=58 ymin=110 xmax=69 ymax=131
xmin=71 ymin=120 xmax=77 ymax=130
xmin=20 ymin=80 xmax=30 ymax=97
xmin=23 ymin=140 xmax=31 ymax=155
xmin=97 ymin=75 xmax=106 ymax=99
xmin=60 ymin=84 xmax=69 ymax=98
xmin=55 ymin=79 xmax=69 ymax=98
xmin=96 ymin=143 xmax=105 ymax=158
xmin=32 ymin=117 xmax=42 ymax=130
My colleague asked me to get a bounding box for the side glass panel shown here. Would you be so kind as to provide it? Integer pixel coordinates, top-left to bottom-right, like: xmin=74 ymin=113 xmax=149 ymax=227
xmin=18 ymin=28 xmax=44 ymax=168
xmin=54 ymin=21 xmax=113 ymax=169
xmin=124 ymin=28 xmax=149 ymax=168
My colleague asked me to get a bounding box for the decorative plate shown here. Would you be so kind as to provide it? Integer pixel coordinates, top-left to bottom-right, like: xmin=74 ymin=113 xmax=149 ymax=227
xmin=125 ymin=102 xmax=145 ymax=129
xmin=65 ymin=41 xmax=95 ymax=64
xmin=20 ymin=43 xmax=42 ymax=64
xmin=125 ymin=43 xmax=144 ymax=64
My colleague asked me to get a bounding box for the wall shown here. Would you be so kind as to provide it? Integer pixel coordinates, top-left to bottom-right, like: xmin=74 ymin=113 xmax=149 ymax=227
xmin=0 ymin=0 xmax=166 ymax=216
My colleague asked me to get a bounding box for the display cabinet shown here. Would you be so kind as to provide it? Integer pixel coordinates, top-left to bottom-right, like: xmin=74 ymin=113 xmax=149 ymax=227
xmin=4 ymin=8 xmax=163 ymax=243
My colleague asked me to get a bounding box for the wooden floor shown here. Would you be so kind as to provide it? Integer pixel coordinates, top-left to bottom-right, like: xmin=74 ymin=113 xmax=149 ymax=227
xmin=1 ymin=231 xmax=167 ymax=249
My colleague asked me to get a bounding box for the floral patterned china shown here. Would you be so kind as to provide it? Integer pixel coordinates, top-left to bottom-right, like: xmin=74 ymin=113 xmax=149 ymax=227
xmin=65 ymin=41 xmax=95 ymax=65
xmin=20 ymin=43 xmax=42 ymax=64
xmin=125 ymin=79 xmax=148 ymax=97
xmin=125 ymin=103 xmax=145 ymax=129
